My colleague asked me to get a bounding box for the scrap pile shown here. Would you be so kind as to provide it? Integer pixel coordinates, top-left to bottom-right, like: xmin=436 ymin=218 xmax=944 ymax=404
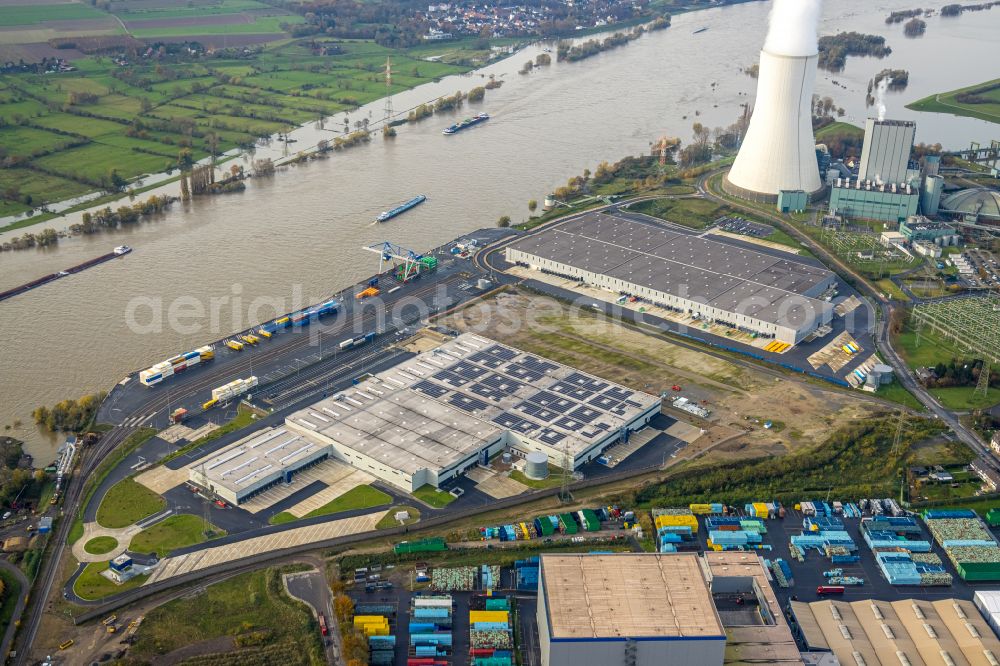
xmin=689 ymin=503 xmax=725 ymax=515
xmin=743 ymin=502 xmax=781 ymax=519
xmin=766 ymin=558 xmax=794 ymax=588
xmin=790 ymin=514 xmax=856 ymax=561
xmin=480 ymin=565 xmax=501 ymax=591
xmin=469 ymin=602 xmax=513 ymax=666
xmin=409 ymin=595 xmax=452 ymax=664
xmin=431 ymin=567 xmax=476 ymax=591
xmin=924 ymin=509 xmax=1000 ymax=581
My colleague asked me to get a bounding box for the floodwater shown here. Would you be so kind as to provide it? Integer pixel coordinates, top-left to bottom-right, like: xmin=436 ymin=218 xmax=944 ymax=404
xmin=2 ymin=0 xmax=998 ymax=459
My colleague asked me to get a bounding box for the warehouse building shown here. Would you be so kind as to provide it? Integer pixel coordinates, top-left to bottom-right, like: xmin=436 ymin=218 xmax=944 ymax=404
xmin=537 ymin=552 xmax=800 ymax=666
xmin=791 ymin=597 xmax=1000 ymax=666
xmin=506 ymin=212 xmax=836 ymax=345
xmin=188 ymin=427 xmax=331 ymax=505
xmin=538 ymin=553 xmax=727 ymax=666
xmin=284 ymin=333 xmax=660 ymax=493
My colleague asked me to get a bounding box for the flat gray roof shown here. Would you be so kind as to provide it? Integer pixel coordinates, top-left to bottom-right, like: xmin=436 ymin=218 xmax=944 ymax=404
xmin=510 ymin=212 xmax=834 ymax=328
xmin=191 ymin=427 xmax=323 ymax=495
xmin=285 ymin=333 xmax=660 ymax=475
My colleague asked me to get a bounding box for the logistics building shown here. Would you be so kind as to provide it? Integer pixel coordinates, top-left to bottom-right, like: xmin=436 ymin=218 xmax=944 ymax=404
xmin=791 ymin=597 xmax=1000 ymax=666
xmin=537 ymin=552 xmax=800 ymax=666
xmin=284 ymin=333 xmax=660 ymax=492
xmin=506 ymin=212 xmax=836 ymax=345
xmin=188 ymin=427 xmax=331 ymax=505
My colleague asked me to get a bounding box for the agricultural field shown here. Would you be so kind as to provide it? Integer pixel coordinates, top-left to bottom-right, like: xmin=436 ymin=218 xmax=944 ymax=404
xmin=0 ymin=38 xmax=474 ymax=226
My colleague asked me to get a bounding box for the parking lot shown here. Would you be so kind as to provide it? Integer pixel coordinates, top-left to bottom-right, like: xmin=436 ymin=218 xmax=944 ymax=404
xmin=715 ymin=215 xmax=775 ymax=238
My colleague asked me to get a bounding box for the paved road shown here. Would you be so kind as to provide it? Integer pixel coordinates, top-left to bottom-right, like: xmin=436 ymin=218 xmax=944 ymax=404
xmin=697 ymin=171 xmax=990 ymax=459
xmin=284 ymin=567 xmax=341 ymax=666
xmin=0 ymin=560 xmax=29 ymax=661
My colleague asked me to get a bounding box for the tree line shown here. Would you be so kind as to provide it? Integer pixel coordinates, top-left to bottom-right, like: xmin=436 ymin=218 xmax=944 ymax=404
xmin=32 ymin=392 xmax=107 ymax=433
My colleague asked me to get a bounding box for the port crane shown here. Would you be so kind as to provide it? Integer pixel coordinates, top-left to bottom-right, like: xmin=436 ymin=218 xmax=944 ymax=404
xmin=363 ymin=241 xmax=427 ymax=283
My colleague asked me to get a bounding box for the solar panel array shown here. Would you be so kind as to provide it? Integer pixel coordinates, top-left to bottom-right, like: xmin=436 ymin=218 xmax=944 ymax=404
xmin=285 ymin=334 xmax=661 ymax=476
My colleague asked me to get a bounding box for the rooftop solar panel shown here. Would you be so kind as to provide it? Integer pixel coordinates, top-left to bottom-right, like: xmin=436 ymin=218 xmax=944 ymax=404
xmin=568 ymin=406 xmax=601 ymax=424
xmin=603 ymin=387 xmax=634 ymax=401
xmin=484 ymin=345 xmax=517 ymax=361
xmin=413 ymin=380 xmax=449 ymax=399
xmin=588 ymin=394 xmax=621 ymax=410
xmin=564 ymin=372 xmax=608 ymax=392
xmin=538 ymin=429 xmax=566 ymax=445
xmin=433 ymin=370 xmax=470 ymax=387
xmin=468 ymin=351 xmax=505 ymax=368
xmin=492 ymin=412 xmax=538 ymax=434
xmin=552 ymin=382 xmax=594 ymax=401
xmin=448 ymin=393 xmax=490 ymax=413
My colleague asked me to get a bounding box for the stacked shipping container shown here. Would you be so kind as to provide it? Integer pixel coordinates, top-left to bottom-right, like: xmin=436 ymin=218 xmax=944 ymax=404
xmin=139 ymin=345 xmax=214 ymax=386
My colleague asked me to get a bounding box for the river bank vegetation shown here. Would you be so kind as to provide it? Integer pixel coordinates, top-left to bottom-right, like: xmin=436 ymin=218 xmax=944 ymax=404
xmin=907 ymin=78 xmax=1000 ymax=125
xmin=817 ymin=32 xmax=891 ymax=71
xmin=556 ymin=17 xmax=669 ymax=63
xmin=32 ymin=392 xmax=106 ymax=433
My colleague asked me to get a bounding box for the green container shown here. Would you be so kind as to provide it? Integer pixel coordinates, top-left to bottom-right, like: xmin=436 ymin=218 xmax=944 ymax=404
xmin=559 ymin=513 xmax=578 ymax=534
xmin=986 ymin=508 xmax=1000 ymax=527
xmin=394 ymin=537 xmax=447 ymax=554
xmin=582 ymin=509 xmax=601 ymax=532
xmin=956 ymin=561 xmax=1000 ymax=581
xmin=486 ymin=597 xmax=509 ymax=610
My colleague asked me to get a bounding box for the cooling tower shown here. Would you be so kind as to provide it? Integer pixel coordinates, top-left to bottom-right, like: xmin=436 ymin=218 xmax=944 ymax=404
xmin=725 ymin=49 xmax=823 ymax=202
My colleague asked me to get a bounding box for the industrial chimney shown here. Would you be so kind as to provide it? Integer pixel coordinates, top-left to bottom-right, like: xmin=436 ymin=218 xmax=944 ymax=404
xmin=725 ymin=0 xmax=824 ymax=202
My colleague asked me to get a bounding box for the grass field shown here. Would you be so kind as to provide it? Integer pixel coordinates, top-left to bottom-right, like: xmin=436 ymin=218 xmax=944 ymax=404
xmin=413 ymin=484 xmax=457 ymax=508
xmin=376 ymin=504 xmax=421 ymax=529
xmin=0 ymin=4 xmax=107 ymax=26
xmin=929 ymin=386 xmax=1000 ymax=411
xmin=907 ymin=78 xmax=1000 ymax=125
xmin=874 ymin=382 xmax=924 ymax=411
xmin=130 ymin=568 xmax=322 ymax=662
xmin=96 ymin=477 xmax=166 ymax=529
xmin=0 ymin=38 xmax=475 ymax=221
xmin=628 ymin=196 xmax=726 ymax=229
xmin=814 ymin=121 xmax=865 ymax=141
xmin=510 ymin=465 xmax=566 ymax=490
xmin=83 ymin=536 xmax=118 ymax=555
xmin=74 ymin=561 xmax=148 ymax=601
xmin=269 ymin=485 xmax=392 ymax=525
xmin=129 ymin=514 xmax=224 ymax=557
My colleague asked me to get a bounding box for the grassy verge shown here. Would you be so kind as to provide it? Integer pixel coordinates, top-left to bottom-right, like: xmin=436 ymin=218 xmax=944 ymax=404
xmin=0 ymin=568 xmax=22 ymax=631
xmin=69 ymin=426 xmax=157 ymax=544
xmin=130 ymin=567 xmax=322 ymax=662
xmin=412 ymin=485 xmax=457 ymax=508
xmin=376 ymin=505 xmax=421 ymax=530
xmin=269 ymin=485 xmax=392 ymax=525
xmin=928 ymin=386 xmax=1000 ymax=411
xmin=83 ymin=536 xmax=118 ymax=555
xmin=74 ymin=561 xmax=149 ymax=601
xmin=877 ymin=279 xmax=910 ymax=302
xmin=95 ymin=477 xmax=165 ymax=529
xmin=128 ymin=514 xmax=224 ymax=557
xmin=160 ymin=404 xmax=257 ymax=464
xmin=893 ymin=328 xmax=963 ymax=369
xmin=874 ymin=383 xmax=925 ymax=411
xmin=510 ymin=465 xmax=566 ymax=490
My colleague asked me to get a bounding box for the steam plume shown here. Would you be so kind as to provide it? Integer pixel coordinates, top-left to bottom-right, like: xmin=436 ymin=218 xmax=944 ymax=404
xmin=763 ymin=0 xmax=824 ymax=57
xmin=875 ymin=76 xmax=892 ymax=121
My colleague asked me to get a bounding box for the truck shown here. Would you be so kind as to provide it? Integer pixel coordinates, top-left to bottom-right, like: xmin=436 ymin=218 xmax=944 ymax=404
xmin=318 ymin=614 xmax=328 ymax=636
xmin=816 ymin=585 xmax=845 ymax=595
xmin=170 ymin=408 xmax=188 ymax=424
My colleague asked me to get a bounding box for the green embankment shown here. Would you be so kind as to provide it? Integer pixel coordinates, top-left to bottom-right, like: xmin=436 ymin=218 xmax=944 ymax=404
xmin=95 ymin=478 xmax=165 ymax=529
xmin=907 ymin=79 xmax=1000 ymax=125
xmin=129 ymin=514 xmax=225 ymax=557
xmin=413 ymin=484 xmax=457 ymax=508
xmin=269 ymin=485 xmax=392 ymax=525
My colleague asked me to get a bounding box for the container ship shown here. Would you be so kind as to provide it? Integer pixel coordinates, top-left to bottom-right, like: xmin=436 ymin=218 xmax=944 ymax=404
xmin=376 ymin=195 xmax=426 ymax=223
xmin=442 ymin=112 xmax=489 ymax=135
xmin=0 ymin=245 xmax=132 ymax=303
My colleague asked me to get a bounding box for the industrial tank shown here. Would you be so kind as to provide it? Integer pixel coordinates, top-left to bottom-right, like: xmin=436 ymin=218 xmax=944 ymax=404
xmin=525 ymin=451 xmax=549 ymax=480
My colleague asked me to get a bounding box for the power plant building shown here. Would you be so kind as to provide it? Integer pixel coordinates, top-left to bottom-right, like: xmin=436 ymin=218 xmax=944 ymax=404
xmin=284 ymin=333 xmax=660 ymax=492
xmin=506 ymin=212 xmax=836 ymax=345
xmin=725 ymin=48 xmax=823 ymax=201
xmin=828 ymin=179 xmax=920 ymax=223
xmin=188 ymin=427 xmax=332 ymax=506
xmin=857 ymin=119 xmax=915 ymax=184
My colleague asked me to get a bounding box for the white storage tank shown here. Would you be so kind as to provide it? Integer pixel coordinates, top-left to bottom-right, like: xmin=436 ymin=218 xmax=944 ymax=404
xmin=502 ymin=452 xmax=512 ymax=465
xmin=525 ymin=451 xmax=549 ymax=480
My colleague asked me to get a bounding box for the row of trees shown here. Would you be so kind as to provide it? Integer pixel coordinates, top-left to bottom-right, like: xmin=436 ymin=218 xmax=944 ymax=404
xmin=69 ymin=195 xmax=172 ymax=235
xmin=32 ymin=391 xmax=106 ymax=433
xmin=920 ymin=360 xmax=998 ymax=389
xmin=0 ymin=228 xmax=59 ymax=253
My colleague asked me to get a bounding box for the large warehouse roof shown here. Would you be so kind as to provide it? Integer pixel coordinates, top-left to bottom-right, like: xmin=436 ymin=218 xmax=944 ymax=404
xmin=509 ymin=212 xmax=834 ymax=328
xmin=193 ymin=427 xmax=322 ymax=496
xmin=540 ymin=553 xmax=725 ymax=640
xmin=791 ymin=598 xmax=1000 ymax=666
xmin=286 ymin=334 xmax=659 ymax=475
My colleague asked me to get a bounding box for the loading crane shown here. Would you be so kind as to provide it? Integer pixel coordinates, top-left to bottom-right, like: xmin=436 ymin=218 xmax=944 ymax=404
xmin=362 ymin=241 xmax=437 ymax=283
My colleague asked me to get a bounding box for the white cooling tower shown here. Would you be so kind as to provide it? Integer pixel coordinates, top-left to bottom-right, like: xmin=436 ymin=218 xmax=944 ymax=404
xmin=725 ymin=49 xmax=823 ymax=201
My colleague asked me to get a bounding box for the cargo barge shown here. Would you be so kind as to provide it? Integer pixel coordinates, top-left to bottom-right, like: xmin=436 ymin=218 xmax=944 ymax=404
xmin=0 ymin=245 xmax=131 ymax=303
xmin=376 ymin=195 xmax=426 ymax=223
xmin=442 ymin=112 xmax=489 ymax=135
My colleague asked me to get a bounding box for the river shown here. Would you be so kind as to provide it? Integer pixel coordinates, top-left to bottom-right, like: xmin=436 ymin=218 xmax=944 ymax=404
xmin=2 ymin=0 xmax=998 ymax=460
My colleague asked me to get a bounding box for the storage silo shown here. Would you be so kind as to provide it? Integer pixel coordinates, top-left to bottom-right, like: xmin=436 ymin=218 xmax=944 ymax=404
xmin=525 ymin=451 xmax=549 ymax=480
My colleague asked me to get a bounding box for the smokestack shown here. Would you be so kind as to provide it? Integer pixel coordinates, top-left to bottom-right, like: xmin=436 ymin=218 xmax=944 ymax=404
xmin=724 ymin=0 xmax=824 ymax=201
